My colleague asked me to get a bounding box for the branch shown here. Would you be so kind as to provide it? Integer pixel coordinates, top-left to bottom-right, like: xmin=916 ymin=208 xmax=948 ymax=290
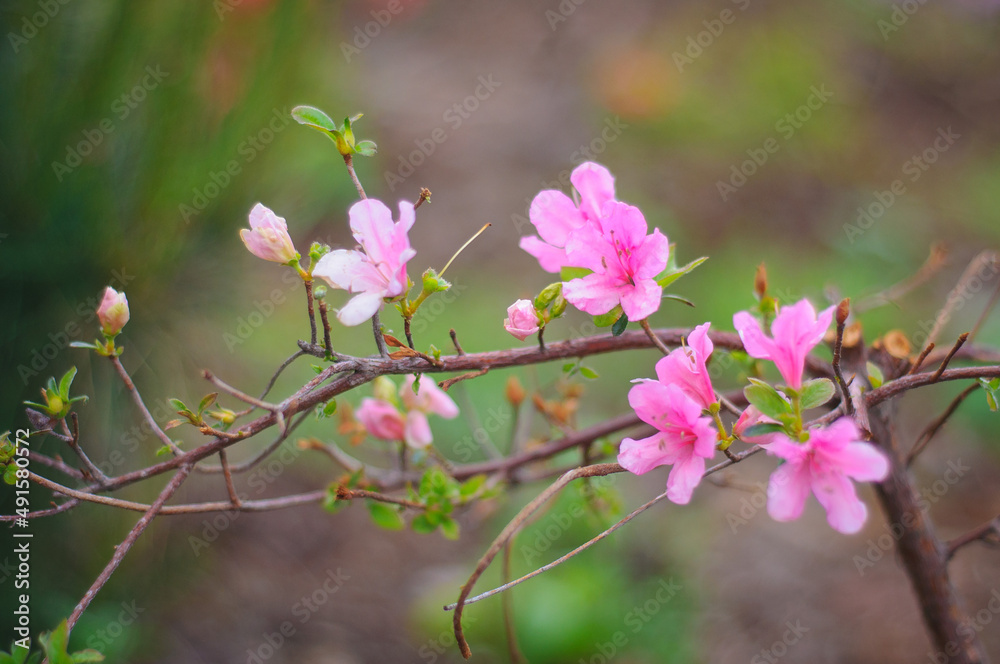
xmin=111 ymin=355 xmax=183 ymax=455
xmin=947 ymin=516 xmax=1000 ymax=560
xmin=906 ymin=384 xmax=980 ymax=467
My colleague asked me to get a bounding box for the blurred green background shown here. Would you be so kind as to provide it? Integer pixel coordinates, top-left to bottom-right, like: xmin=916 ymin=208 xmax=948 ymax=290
xmin=2 ymin=0 xmax=1000 ymax=662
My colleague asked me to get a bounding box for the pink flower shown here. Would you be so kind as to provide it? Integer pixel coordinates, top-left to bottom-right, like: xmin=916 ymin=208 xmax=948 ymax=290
xmin=766 ymin=417 xmax=890 ymax=534
xmin=240 ymin=203 xmax=298 ymax=264
xmin=356 ymin=398 xmax=406 ymax=441
xmin=561 ymin=201 xmax=670 ymax=321
xmin=733 ymin=299 xmax=835 ymax=389
xmin=654 ymin=322 xmax=716 ymax=409
xmin=732 ymin=405 xmax=780 ymax=445
xmin=400 ymin=375 xmax=460 ymax=448
xmin=519 ymin=162 xmax=615 ymax=273
xmin=504 ymin=299 xmax=541 ymax=341
xmin=313 ymin=199 xmax=416 ymax=326
xmin=97 ymin=287 xmax=130 ymax=336
xmin=618 ymin=383 xmax=718 ymax=504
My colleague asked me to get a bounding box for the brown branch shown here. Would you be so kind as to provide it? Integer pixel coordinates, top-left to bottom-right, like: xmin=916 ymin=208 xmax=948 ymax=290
xmin=219 ymin=450 xmax=241 ymax=508
xmin=925 ymin=250 xmax=998 ymax=348
xmin=947 ymin=516 xmax=1000 ymax=560
xmin=909 ymin=342 xmax=936 ymax=375
xmin=413 ymin=187 xmax=431 ymax=210
xmin=335 ymin=487 xmax=425 ymax=510
xmin=343 ymin=153 xmax=367 ymax=199
xmin=832 ymin=298 xmax=853 ymax=416
xmin=854 ymin=243 xmax=948 ymax=313
xmin=111 ymin=355 xmax=183 ymax=456
xmin=65 ymin=413 xmax=110 ymax=486
xmin=906 ymin=384 xmax=980 ymax=467
xmin=450 ymin=328 xmax=465 ymax=355
xmin=439 ymin=368 xmax=489 ymax=392
xmin=930 ymin=333 xmax=969 ymax=383
xmin=0 ymin=499 xmax=78 ymax=521
xmin=66 ymin=464 xmax=192 ymax=632
xmin=28 ymin=450 xmax=83 ymax=480
xmin=501 ymin=538 xmax=526 ymax=664
xmin=304 ymin=280 xmax=317 ymax=347
xmin=640 ymin=319 xmax=671 ymax=356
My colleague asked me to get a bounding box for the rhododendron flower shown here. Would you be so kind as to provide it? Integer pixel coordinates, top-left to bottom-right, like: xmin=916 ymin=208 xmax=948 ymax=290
xmin=732 ymin=405 xmax=780 ymax=445
xmin=240 ymin=203 xmax=298 ymax=264
xmin=519 ymin=161 xmax=615 ymax=273
xmin=618 ymin=383 xmax=717 ymax=504
xmin=733 ymin=299 xmax=835 ymax=389
xmin=400 ymin=375 xmax=460 ymax=448
xmin=766 ymin=418 xmax=890 ymax=534
xmin=504 ymin=299 xmax=541 ymax=341
xmin=355 ymin=398 xmax=406 ymax=441
xmin=561 ymin=201 xmax=670 ymax=321
xmin=313 ymin=199 xmax=416 ymax=326
xmin=97 ymin=287 xmax=129 ymax=337
xmin=654 ymin=322 xmax=717 ymax=409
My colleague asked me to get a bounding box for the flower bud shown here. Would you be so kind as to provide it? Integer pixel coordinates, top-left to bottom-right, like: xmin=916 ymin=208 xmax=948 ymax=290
xmin=504 ymin=299 xmax=541 ymax=341
xmin=534 ymin=282 xmax=562 ymax=310
xmin=372 ymin=376 xmax=397 ymax=404
xmin=505 ymin=376 xmax=526 ymax=406
xmin=421 ymin=268 xmax=452 ymax=295
xmin=836 ymin=298 xmax=850 ymax=327
xmin=240 ymin=203 xmax=298 ymax=264
xmin=97 ymin=287 xmax=130 ymax=337
xmin=754 ymin=262 xmax=768 ymax=300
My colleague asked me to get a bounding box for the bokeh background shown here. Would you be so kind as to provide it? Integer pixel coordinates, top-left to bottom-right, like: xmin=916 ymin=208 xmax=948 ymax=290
xmin=2 ymin=0 xmax=1000 ymax=662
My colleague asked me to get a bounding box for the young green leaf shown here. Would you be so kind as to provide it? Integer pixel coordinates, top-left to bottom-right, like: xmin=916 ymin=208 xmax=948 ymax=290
xmin=410 ymin=513 xmax=437 ymax=534
xmin=592 ymin=305 xmax=623 ymax=327
xmin=579 ymin=366 xmax=599 ymax=380
xmin=290 ymin=105 xmax=338 ymax=132
xmin=439 ymin=515 xmax=460 ymax=540
xmin=661 ymin=294 xmax=695 ymax=307
xmin=657 ymin=256 xmax=708 ymax=289
xmin=743 ymin=382 xmax=792 ymax=420
xmin=354 ymin=140 xmax=378 ymax=157
xmin=58 ymin=367 xmax=78 ymax=399
xmin=366 ymin=501 xmax=405 ymax=530
xmin=866 ymin=362 xmax=884 ymax=389
xmin=197 ymin=393 xmax=218 ymax=415
xmin=741 ymin=422 xmax=785 ymax=438
xmin=612 ymin=313 xmax=629 ymax=337
xmin=798 ymin=378 xmax=836 ymax=410
xmin=70 ymin=651 xmax=105 ymax=663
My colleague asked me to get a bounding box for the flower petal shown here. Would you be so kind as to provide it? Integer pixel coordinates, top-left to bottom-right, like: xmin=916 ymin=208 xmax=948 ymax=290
xmin=619 ymin=277 xmax=662 ymax=322
xmin=570 ymin=161 xmax=616 ymax=222
xmin=314 ymin=249 xmax=384 ymax=293
xmin=627 ymin=380 xmax=674 ymax=429
xmin=529 ymin=190 xmax=586 ymax=247
xmin=812 ymin=471 xmax=868 ymax=534
xmin=562 ymin=271 xmax=623 ymax=317
xmin=519 ymin=235 xmax=569 ymax=273
xmin=618 ymin=433 xmax=674 ymax=475
xmin=666 ymin=454 xmax=706 ymax=505
xmin=767 ymin=461 xmax=811 ymax=522
xmin=336 ymin=290 xmax=385 ymax=326
xmin=733 ymin=311 xmax=775 ymax=361
xmin=405 ymin=411 xmax=433 ymax=448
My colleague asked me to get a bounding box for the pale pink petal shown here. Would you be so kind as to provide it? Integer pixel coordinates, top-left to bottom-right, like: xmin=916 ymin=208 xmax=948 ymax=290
xmin=600 ymin=201 xmax=648 ymax=249
xmin=529 ymin=190 xmax=586 ymax=247
xmin=618 ymin=433 xmax=675 ymax=475
xmin=97 ymin=287 xmax=130 ymax=336
xmin=348 ymin=199 xmax=397 ymax=266
xmin=562 ymin=272 xmax=623 ymax=316
xmin=504 ymin=299 xmax=540 ymax=341
xmin=767 ymin=461 xmax=811 ymax=522
xmin=418 ymin=376 xmax=460 ymax=419
xmin=812 ymin=471 xmax=868 ymax=534
xmin=519 ymin=235 xmax=570 ymax=273
xmin=242 ymin=204 xmax=297 ymax=263
xmin=356 ymin=398 xmax=406 ymax=441
xmin=627 ymin=380 xmax=674 ymax=429
xmin=826 ymin=442 xmax=890 ymax=482
xmin=733 ymin=406 xmax=779 ymax=445
xmin=336 ymin=291 xmax=385 ymax=326
xmin=314 ymin=249 xmax=384 ymax=293
xmin=654 ymin=324 xmax=716 ymax=409
xmin=404 ymin=411 xmax=433 ymax=448
xmin=563 ymin=225 xmax=614 ymax=273
xmin=666 ymin=454 xmax=706 ymax=504
xmin=570 ymin=161 xmax=616 ymax=222
xmin=733 ymin=311 xmax=776 ymax=361
xmin=619 ymin=277 xmax=662 ymax=321
xmin=631 ymin=228 xmax=671 ymax=279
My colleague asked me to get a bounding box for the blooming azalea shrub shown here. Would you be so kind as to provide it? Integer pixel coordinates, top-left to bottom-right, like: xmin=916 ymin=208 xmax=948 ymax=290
xmin=6 ymin=104 xmax=999 ymax=661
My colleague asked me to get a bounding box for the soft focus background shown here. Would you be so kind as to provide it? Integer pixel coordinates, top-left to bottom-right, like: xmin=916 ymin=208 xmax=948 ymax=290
xmin=2 ymin=0 xmax=1000 ymax=662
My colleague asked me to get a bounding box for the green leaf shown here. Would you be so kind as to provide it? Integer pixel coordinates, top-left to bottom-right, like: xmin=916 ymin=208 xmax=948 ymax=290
xmin=25 ymin=654 xmax=41 ymax=664
xmin=562 ymin=362 xmax=577 ymax=374
xmin=986 ymin=391 xmax=998 ymax=413
xmin=611 ymin=313 xmax=629 ymax=337
xmin=354 ymin=140 xmax=377 ymax=157
xmin=657 ymin=256 xmax=708 ymax=289
xmin=68 ymin=341 xmax=98 ymax=349
xmin=58 ymin=367 xmax=78 ymax=399
xmin=866 ymin=362 xmax=884 ymax=389
xmin=197 ymin=393 xmax=218 ymax=415
xmin=560 ymin=266 xmax=590 ymax=281
xmin=168 ymin=398 xmax=188 ymax=413
xmin=662 ymin=294 xmax=695 ymax=307
xmin=459 ymin=475 xmax=486 ymax=498
xmin=799 ymin=378 xmax=836 ymax=410
xmin=322 ymin=400 xmax=338 ymax=417
xmin=366 ymin=501 xmax=404 ymax=530
xmin=0 ymin=651 xmax=16 ymax=664
xmin=70 ymin=651 xmax=104 ymax=663
xmin=39 ymin=621 xmax=69 ymax=664
xmin=578 ymin=366 xmax=599 ymax=380
xmin=154 ymin=444 xmax=175 ymax=457
xmin=743 ymin=382 xmax=792 ymax=420
xmin=592 ymin=305 xmax=623 ymax=327
xmin=4 ymin=465 xmax=18 ymax=485
xmin=410 ymin=513 xmax=437 ymax=534
xmin=741 ymin=423 xmax=785 ymax=438
xmin=290 ymin=105 xmax=337 ymax=132
xmin=439 ymin=515 xmax=460 ymax=540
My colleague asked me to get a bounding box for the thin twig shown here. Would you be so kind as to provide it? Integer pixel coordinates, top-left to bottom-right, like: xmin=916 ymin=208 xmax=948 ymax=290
xmin=439 ymin=368 xmax=489 ymax=392
xmin=854 ymin=243 xmax=948 ymax=313
xmin=909 ymin=342 xmax=936 ymax=375
xmin=66 ymin=464 xmax=192 ymax=632
xmin=930 ymin=333 xmax=969 ymax=383
xmin=198 ymin=409 xmax=312 ymax=474
xmin=65 ymin=413 xmax=111 ymax=486
xmin=832 ymin=298 xmax=854 ymax=416
xmin=413 ymin=187 xmax=431 ymax=210
xmin=640 ymin=319 xmax=671 ymax=356
xmin=906 ymin=384 xmax=980 ymax=466
xmin=28 ymin=450 xmax=84 ymax=480
xmin=0 ymin=499 xmax=78 ymax=521
xmin=335 ymin=487 xmax=425 ymax=510
xmin=372 ymin=311 xmax=389 ymax=358
xmin=450 ymin=329 xmax=465 ymax=355
xmin=343 ymin=154 xmax=367 ymax=199
xmin=501 ymin=538 xmax=526 ymax=664
xmin=219 ymin=450 xmax=241 ymax=507
xmin=111 ymin=355 xmax=183 ymax=456
xmin=925 ymin=250 xmax=997 ymax=348
xmin=259 ymin=350 xmax=306 ymax=402
xmin=305 ymin=280 xmax=317 ymax=347
xmin=947 ymin=516 xmax=1000 ymax=560
xmin=969 ymin=280 xmax=1000 ymax=344
xmin=319 ymin=300 xmax=334 ymax=357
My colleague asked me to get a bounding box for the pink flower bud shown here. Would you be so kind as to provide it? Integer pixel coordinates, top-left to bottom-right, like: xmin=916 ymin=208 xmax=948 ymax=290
xmin=97 ymin=287 xmax=129 ymax=337
xmin=504 ymin=299 xmax=540 ymax=341
xmin=240 ymin=203 xmax=298 ymax=264
xmin=356 ymin=398 xmax=406 ymax=442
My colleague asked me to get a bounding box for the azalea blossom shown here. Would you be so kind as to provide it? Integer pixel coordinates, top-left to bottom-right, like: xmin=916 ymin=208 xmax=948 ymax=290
xmin=504 ymin=299 xmax=541 ymax=341
xmin=766 ymin=417 xmax=890 ymax=534
xmin=654 ymin=322 xmax=717 ymax=409
xmin=519 ymin=161 xmax=616 ymax=273
xmin=97 ymin=287 xmax=130 ymax=337
xmin=732 ymin=405 xmax=780 ymax=445
xmin=561 ymin=201 xmax=670 ymax=321
xmin=399 ymin=375 xmax=460 ymax=448
xmin=240 ymin=203 xmax=298 ymax=264
xmin=618 ymin=382 xmax=717 ymax=504
xmin=733 ymin=298 xmax=835 ymax=389
xmin=313 ymin=198 xmax=416 ymax=326
xmin=355 ymin=398 xmax=406 ymax=441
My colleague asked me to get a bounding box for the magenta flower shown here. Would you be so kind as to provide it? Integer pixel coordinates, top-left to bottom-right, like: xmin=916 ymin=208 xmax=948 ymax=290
xmin=97 ymin=287 xmax=130 ymax=337
xmin=733 ymin=299 xmax=835 ymax=389
xmin=313 ymin=199 xmax=416 ymax=326
xmin=561 ymin=201 xmax=670 ymax=321
xmin=504 ymin=299 xmax=541 ymax=341
xmin=654 ymin=322 xmax=716 ymax=409
xmin=732 ymin=405 xmax=780 ymax=445
xmin=766 ymin=418 xmax=889 ymax=534
xmin=399 ymin=375 xmax=460 ymax=448
xmin=519 ymin=162 xmax=616 ymax=273
xmin=356 ymin=398 xmax=407 ymax=441
xmin=240 ymin=203 xmax=298 ymax=264
xmin=618 ymin=382 xmax=717 ymax=504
